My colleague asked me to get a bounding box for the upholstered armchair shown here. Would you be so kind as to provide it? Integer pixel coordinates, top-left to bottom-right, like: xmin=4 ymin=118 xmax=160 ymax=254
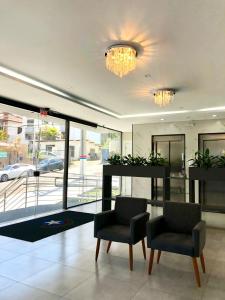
xmin=94 ymin=196 xmax=150 ymax=270
xmin=147 ymin=201 xmax=206 ymax=287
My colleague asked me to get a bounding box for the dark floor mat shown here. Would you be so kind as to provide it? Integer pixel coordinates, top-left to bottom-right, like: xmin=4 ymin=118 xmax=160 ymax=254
xmin=0 ymin=211 xmax=94 ymax=242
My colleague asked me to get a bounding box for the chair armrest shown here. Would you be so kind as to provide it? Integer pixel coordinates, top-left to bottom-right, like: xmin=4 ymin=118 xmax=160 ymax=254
xmin=94 ymin=210 xmax=116 ymax=237
xmin=192 ymin=220 xmax=206 ymax=257
xmin=146 ymin=216 xmax=165 ymax=247
xmin=130 ymin=212 xmax=150 ymax=244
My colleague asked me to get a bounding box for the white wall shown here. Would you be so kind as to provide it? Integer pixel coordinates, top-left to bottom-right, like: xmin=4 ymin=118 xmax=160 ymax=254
xmin=132 ymin=118 xmax=225 ymax=228
xmin=122 ymin=132 xmax=132 ymax=156
xmin=121 ymin=132 xmax=132 ymax=196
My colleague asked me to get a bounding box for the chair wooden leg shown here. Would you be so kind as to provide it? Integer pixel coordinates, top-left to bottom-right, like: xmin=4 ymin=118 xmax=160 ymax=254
xmin=106 ymin=241 xmax=112 ymax=253
xmin=200 ymin=253 xmax=206 ymax=273
xmin=141 ymin=239 xmax=146 ymax=260
xmin=157 ymin=250 xmax=161 ymax=264
xmin=148 ymin=249 xmax=155 ymax=275
xmin=192 ymin=257 xmax=201 ymax=287
xmin=129 ymin=244 xmax=133 ymax=271
xmin=95 ymin=238 xmax=101 ymax=262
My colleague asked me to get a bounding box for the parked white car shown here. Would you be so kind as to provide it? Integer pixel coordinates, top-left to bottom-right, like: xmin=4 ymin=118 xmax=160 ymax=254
xmin=0 ymin=164 xmax=36 ymax=182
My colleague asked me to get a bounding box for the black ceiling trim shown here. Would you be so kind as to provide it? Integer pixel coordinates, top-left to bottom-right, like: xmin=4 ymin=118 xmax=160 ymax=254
xmin=0 ymin=96 xmax=97 ymax=128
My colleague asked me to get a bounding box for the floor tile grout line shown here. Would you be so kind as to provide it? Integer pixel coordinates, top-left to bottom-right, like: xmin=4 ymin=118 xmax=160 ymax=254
xmin=10 ymin=281 xmax=65 ymax=298
xmin=130 ymin=275 xmax=149 ymax=299
xmin=0 ymin=252 xmax=23 ymax=265
xmin=0 ymin=259 xmax=56 ymax=283
xmin=22 ymin=266 xmax=94 ymax=298
xmin=61 ymin=272 xmax=95 ymax=298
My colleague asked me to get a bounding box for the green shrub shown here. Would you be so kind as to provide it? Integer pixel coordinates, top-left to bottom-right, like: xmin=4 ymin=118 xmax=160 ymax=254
xmin=107 ymin=153 xmax=167 ymax=166
xmin=146 ymin=152 xmax=168 ymax=166
xmin=189 ymin=148 xmax=218 ymax=169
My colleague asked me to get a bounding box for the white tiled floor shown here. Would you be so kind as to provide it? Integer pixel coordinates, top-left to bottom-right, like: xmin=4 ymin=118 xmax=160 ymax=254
xmin=0 ymin=202 xmax=224 ymax=299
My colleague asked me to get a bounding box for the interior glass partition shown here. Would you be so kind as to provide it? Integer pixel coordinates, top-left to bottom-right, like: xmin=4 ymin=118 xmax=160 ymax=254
xmin=199 ymin=133 xmax=225 ymax=212
xmin=152 ymin=134 xmax=185 ymax=202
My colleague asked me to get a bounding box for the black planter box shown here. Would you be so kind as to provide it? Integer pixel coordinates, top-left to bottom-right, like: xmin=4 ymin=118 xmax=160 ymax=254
xmin=189 ymin=167 xmax=225 ymax=181
xmin=102 ymin=165 xmax=170 ymax=211
xmin=189 ymin=167 xmax=225 ymax=205
xmin=103 ymin=165 xmax=170 ymax=178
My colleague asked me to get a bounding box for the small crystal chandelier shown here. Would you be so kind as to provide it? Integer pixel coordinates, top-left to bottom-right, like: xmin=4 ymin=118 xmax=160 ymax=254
xmin=105 ymin=44 xmax=137 ymax=78
xmin=153 ymin=89 xmax=175 ymax=107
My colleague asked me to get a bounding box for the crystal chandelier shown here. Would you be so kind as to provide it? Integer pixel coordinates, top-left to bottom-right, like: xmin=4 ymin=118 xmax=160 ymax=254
xmin=105 ymin=45 xmax=137 ymax=78
xmin=153 ymin=90 xmax=175 ymax=107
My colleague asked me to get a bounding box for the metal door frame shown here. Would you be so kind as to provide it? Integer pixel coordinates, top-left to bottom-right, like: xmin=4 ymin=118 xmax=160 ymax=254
xmin=151 ymin=134 xmax=185 ymax=201
xmin=198 ymin=132 xmax=225 ymax=211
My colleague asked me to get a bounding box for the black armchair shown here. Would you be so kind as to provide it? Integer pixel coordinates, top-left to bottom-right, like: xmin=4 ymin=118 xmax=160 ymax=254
xmin=147 ymin=201 xmax=206 ymax=287
xmin=94 ymin=196 xmax=150 ymax=270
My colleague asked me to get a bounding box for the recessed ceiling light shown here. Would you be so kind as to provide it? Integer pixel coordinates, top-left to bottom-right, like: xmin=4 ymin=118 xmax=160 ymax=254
xmin=160 ymin=118 xmax=164 ymax=121
xmin=212 ymin=114 xmax=217 ymax=117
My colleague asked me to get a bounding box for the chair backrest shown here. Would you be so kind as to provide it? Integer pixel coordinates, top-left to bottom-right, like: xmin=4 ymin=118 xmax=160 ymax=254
xmin=163 ymin=201 xmax=201 ymax=234
xmin=115 ymin=196 xmax=147 ymax=225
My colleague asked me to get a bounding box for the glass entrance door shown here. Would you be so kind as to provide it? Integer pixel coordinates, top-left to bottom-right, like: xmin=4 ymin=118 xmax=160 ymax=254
xmin=34 ymin=114 xmax=65 ymax=215
xmin=0 ymin=104 xmax=65 ymax=223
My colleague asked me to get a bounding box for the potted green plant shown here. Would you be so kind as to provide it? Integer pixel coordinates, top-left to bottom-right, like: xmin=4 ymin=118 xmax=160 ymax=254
xmin=189 ymin=149 xmax=225 ymax=205
xmin=146 ymin=152 xmax=167 ymax=166
xmin=189 ymin=148 xmax=217 ymax=169
xmin=123 ymin=154 xmax=147 ymax=166
xmin=107 ymin=154 xmax=123 ymax=165
xmin=189 ymin=148 xmax=225 ymax=181
xmin=103 ymin=152 xmax=170 ymax=210
xmin=104 ymin=153 xmax=169 ymax=178
xmin=217 ymin=154 xmax=225 ymax=167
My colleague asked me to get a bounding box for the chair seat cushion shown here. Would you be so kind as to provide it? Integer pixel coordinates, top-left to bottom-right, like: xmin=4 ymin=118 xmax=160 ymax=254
xmin=96 ymin=225 xmax=131 ymax=244
xmin=150 ymin=232 xmax=194 ymax=256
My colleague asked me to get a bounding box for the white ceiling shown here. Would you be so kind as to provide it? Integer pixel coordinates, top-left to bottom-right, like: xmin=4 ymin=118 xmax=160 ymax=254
xmin=0 ymin=0 xmax=225 ymax=131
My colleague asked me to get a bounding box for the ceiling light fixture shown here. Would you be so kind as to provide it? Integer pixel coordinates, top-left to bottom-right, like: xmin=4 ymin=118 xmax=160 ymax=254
xmin=105 ymin=44 xmax=137 ymax=78
xmin=153 ymin=89 xmax=175 ymax=107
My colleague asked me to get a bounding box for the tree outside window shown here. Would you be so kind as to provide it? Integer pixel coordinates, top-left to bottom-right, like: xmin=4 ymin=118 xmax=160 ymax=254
xmin=0 ymin=129 xmax=8 ymax=141
xmin=40 ymin=126 xmax=60 ymax=141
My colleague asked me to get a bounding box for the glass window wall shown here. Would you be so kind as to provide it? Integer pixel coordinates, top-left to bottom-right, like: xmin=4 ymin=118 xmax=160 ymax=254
xmin=0 ymin=102 xmax=122 ymax=223
xmin=0 ymin=104 xmax=65 ymax=223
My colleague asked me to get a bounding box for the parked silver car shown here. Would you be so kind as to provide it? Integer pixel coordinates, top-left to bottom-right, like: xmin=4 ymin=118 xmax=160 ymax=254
xmin=0 ymin=164 xmax=36 ymax=182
